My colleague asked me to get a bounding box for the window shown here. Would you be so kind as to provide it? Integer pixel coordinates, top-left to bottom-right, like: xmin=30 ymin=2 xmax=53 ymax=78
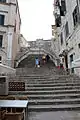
xmin=0 ymin=56 xmax=2 ymax=63
xmin=55 ymin=15 xmax=61 ymax=27
xmin=62 ymin=58 xmax=64 ymax=62
xmin=0 ymin=56 xmax=1 ymax=61
xmin=0 ymin=0 xmax=6 ymax=2
xmin=70 ymin=54 xmax=73 ymax=62
xmin=66 ymin=42 xmax=68 ymax=46
xmin=73 ymin=6 xmax=79 ymax=26
xmin=0 ymin=15 xmax=4 ymax=25
xmin=61 ymin=0 xmax=66 ymax=12
xmin=65 ymin=22 xmax=69 ymax=38
xmin=78 ymin=43 xmax=80 ymax=48
xmin=60 ymin=0 xmax=66 ymax=16
xmin=60 ymin=32 xmax=63 ymax=45
xmin=71 ymin=68 xmax=74 ymax=73
xmin=14 ymin=20 xmax=16 ymax=32
xmin=0 ymin=35 xmax=3 ymax=47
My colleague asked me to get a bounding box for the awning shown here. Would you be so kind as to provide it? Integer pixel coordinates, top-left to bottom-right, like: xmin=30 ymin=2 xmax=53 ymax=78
xmin=0 ymin=100 xmax=28 ymax=108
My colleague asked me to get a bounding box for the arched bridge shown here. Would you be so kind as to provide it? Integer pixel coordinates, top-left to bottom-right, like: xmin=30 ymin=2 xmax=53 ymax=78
xmin=15 ymin=47 xmax=60 ymax=68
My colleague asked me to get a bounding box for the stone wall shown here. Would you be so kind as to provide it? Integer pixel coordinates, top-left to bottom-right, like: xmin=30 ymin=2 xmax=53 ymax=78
xmin=0 ymin=64 xmax=16 ymax=75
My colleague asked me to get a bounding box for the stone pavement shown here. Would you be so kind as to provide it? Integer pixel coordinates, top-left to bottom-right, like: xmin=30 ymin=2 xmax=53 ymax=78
xmin=28 ymin=111 xmax=80 ymax=120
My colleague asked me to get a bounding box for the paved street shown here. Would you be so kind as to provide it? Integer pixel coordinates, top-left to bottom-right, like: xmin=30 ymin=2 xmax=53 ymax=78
xmin=28 ymin=111 xmax=80 ymax=120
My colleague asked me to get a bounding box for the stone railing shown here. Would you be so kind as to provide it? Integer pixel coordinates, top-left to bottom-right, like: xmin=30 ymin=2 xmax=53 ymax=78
xmin=0 ymin=64 xmax=16 ymax=75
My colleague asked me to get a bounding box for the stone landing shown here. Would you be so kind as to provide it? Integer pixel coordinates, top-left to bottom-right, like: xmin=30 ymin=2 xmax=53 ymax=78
xmin=28 ymin=111 xmax=80 ymax=120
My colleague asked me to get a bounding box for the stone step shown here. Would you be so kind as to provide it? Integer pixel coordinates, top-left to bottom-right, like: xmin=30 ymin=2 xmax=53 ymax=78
xmin=11 ymin=75 xmax=52 ymax=78
xmin=28 ymin=89 xmax=80 ymax=94
xmin=9 ymin=75 xmax=80 ymax=79
xmin=8 ymin=93 xmax=80 ymax=99
xmin=9 ymin=77 xmax=80 ymax=82
xmin=26 ymin=86 xmax=80 ymax=91
xmin=58 ymin=76 xmax=79 ymax=78
xmin=27 ymin=93 xmax=80 ymax=99
xmin=9 ymin=78 xmax=58 ymax=82
xmin=10 ymin=77 xmax=56 ymax=79
xmin=29 ymin=98 xmax=80 ymax=105
xmin=15 ymin=73 xmax=78 ymax=77
xmin=26 ymin=83 xmax=80 ymax=87
xmin=26 ymin=78 xmax=80 ymax=81
xmin=10 ymin=74 xmax=79 ymax=79
xmin=25 ymin=77 xmax=79 ymax=80
xmin=9 ymin=78 xmax=56 ymax=81
xmin=28 ymin=104 xmax=80 ymax=112
xmin=9 ymin=79 xmax=80 ymax=85
xmin=9 ymin=89 xmax=80 ymax=95
xmin=25 ymin=80 xmax=80 ymax=84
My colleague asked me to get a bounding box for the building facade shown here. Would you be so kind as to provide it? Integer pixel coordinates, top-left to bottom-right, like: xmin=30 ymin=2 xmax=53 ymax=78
xmin=0 ymin=0 xmax=21 ymax=67
xmin=54 ymin=0 xmax=80 ymax=75
xmin=51 ymin=25 xmax=60 ymax=63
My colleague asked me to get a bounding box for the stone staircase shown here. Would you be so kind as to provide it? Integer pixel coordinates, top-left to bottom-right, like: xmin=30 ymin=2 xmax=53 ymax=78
xmin=26 ymin=75 xmax=80 ymax=111
xmin=9 ymin=60 xmax=80 ymax=112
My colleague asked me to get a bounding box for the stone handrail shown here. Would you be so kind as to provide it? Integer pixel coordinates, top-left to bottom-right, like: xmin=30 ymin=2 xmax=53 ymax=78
xmin=0 ymin=64 xmax=16 ymax=75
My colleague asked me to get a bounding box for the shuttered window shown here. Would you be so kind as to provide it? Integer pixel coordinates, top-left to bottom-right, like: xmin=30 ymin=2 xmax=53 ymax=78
xmin=0 ymin=0 xmax=6 ymax=2
xmin=60 ymin=32 xmax=63 ymax=45
xmin=0 ymin=15 xmax=4 ymax=25
xmin=0 ymin=35 xmax=3 ymax=47
xmin=65 ymin=22 xmax=69 ymax=38
xmin=73 ymin=6 xmax=79 ymax=26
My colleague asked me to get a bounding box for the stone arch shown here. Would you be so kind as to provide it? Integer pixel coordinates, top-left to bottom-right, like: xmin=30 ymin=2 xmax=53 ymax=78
xmin=15 ymin=48 xmax=59 ymax=68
